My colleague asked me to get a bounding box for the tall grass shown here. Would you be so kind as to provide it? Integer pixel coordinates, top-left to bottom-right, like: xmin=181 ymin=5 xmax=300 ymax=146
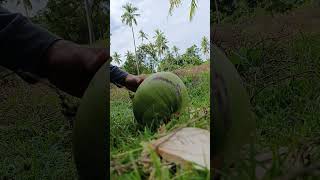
xmin=110 ymin=67 xmax=210 ymax=179
xmin=218 ymin=32 xmax=320 ymax=179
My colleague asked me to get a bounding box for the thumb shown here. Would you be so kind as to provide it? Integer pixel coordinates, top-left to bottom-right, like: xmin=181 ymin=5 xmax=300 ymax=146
xmin=138 ymin=74 xmax=147 ymax=84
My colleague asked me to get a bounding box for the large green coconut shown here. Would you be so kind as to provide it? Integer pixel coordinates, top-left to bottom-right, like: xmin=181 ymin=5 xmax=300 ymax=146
xmin=73 ymin=62 xmax=107 ymax=179
xmin=133 ymin=72 xmax=188 ymax=130
xmin=212 ymin=44 xmax=255 ymax=168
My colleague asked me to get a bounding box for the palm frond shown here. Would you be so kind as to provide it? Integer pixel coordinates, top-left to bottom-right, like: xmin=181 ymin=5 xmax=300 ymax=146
xmin=169 ymin=0 xmax=182 ymax=15
xmin=121 ymin=3 xmax=139 ymax=27
xmin=189 ymin=0 xmax=198 ymax=21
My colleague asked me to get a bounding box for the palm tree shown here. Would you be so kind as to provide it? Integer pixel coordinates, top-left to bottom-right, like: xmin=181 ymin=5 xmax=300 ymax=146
xmin=16 ymin=0 xmax=32 ymax=17
xmin=154 ymin=29 xmax=168 ymax=61
xmin=144 ymin=43 xmax=158 ymax=72
xmin=169 ymin=0 xmax=198 ymax=21
xmin=172 ymin=45 xmax=180 ymax=66
xmin=121 ymin=3 xmax=140 ymax=75
xmin=201 ymin=36 xmax=209 ymax=60
xmin=172 ymin=46 xmax=180 ymax=58
xmin=124 ymin=51 xmax=138 ymax=75
xmin=84 ymin=0 xmax=95 ymax=44
xmin=139 ymin=30 xmax=148 ymax=45
xmin=112 ymin=52 xmax=121 ymax=65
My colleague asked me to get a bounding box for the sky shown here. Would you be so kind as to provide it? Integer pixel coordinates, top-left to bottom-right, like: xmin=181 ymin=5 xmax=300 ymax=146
xmin=111 ymin=0 xmax=210 ymax=66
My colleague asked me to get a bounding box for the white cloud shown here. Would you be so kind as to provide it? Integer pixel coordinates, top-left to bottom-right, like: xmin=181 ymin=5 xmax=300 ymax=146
xmin=111 ymin=0 xmax=210 ymax=66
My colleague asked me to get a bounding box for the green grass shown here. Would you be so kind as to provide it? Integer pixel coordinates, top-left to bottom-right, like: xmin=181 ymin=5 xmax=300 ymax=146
xmin=110 ymin=68 xmax=210 ymax=179
xmin=0 ymin=39 xmax=108 ymax=179
xmin=0 ymin=63 xmax=210 ymax=179
xmin=217 ymin=32 xmax=320 ymax=179
xmin=0 ymin=76 xmax=77 ymax=179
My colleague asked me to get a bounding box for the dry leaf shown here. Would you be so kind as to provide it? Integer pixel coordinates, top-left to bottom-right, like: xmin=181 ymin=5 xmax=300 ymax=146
xmin=157 ymin=124 xmax=167 ymax=135
xmin=149 ymin=127 xmax=210 ymax=170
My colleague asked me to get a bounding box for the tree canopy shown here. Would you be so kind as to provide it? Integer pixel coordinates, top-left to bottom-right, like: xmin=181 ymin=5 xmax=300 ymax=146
xmin=32 ymin=0 xmax=108 ymax=44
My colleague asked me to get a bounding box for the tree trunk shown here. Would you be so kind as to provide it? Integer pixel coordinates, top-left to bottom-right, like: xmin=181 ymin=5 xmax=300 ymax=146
xmin=23 ymin=3 xmax=29 ymax=17
xmin=131 ymin=26 xmax=140 ymax=75
xmin=84 ymin=0 xmax=94 ymax=44
xmin=214 ymin=0 xmax=221 ymax=24
xmin=88 ymin=0 xmax=96 ymax=42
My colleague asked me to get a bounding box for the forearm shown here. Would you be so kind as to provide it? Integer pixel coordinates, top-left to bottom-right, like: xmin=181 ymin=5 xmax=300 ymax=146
xmin=110 ymin=64 xmax=128 ymax=87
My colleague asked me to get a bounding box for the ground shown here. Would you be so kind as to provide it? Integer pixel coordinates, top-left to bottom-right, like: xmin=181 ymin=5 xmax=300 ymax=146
xmin=2 ymin=4 xmax=320 ymax=179
xmin=0 ymin=62 xmax=210 ymax=179
xmin=110 ymin=62 xmax=210 ymax=179
xmin=0 ymin=38 xmax=107 ymax=179
xmin=214 ymin=5 xmax=320 ymax=179
xmin=0 ymin=72 xmax=78 ymax=179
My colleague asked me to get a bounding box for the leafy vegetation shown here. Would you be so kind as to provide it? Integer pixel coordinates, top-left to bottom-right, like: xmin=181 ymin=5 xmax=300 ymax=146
xmin=112 ymin=1 xmax=209 ymax=76
xmin=121 ymin=2 xmax=141 ymax=74
xmin=32 ymin=0 xmax=108 ymax=44
xmin=213 ymin=1 xmax=320 ymax=179
xmin=0 ymin=0 xmax=107 ymax=179
xmin=110 ymin=68 xmax=210 ymax=179
xmin=115 ymin=26 xmax=209 ymax=74
xmin=211 ymin=0 xmax=320 ymax=24
xmin=0 ymin=76 xmax=78 ymax=179
xmin=169 ymin=0 xmax=198 ymax=21
xmin=110 ymin=1 xmax=210 ymax=179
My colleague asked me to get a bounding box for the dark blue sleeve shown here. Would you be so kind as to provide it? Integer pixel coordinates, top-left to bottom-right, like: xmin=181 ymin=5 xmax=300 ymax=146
xmin=0 ymin=6 xmax=61 ymax=75
xmin=110 ymin=64 xmax=128 ymax=87
xmin=0 ymin=7 xmax=128 ymax=88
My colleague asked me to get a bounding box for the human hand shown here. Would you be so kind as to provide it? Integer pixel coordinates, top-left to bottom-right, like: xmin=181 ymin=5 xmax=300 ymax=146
xmin=124 ymin=74 xmax=146 ymax=92
xmin=44 ymin=40 xmax=109 ymax=97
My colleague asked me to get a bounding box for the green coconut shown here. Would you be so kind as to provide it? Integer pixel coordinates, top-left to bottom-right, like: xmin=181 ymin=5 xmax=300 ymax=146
xmin=73 ymin=62 xmax=107 ymax=179
xmin=133 ymin=72 xmax=188 ymax=130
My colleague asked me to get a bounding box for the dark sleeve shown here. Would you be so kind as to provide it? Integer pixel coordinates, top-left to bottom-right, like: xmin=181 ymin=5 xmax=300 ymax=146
xmin=0 ymin=6 xmax=62 ymax=75
xmin=110 ymin=64 xmax=128 ymax=87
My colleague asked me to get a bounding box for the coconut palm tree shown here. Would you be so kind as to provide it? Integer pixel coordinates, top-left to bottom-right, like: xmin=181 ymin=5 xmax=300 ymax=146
xmin=172 ymin=45 xmax=180 ymax=58
xmin=142 ymin=43 xmax=158 ymax=72
xmin=124 ymin=50 xmax=138 ymax=75
xmin=201 ymin=36 xmax=209 ymax=60
xmin=139 ymin=30 xmax=148 ymax=45
xmin=172 ymin=45 xmax=180 ymax=66
xmin=16 ymin=0 xmax=32 ymax=17
xmin=154 ymin=29 xmax=168 ymax=61
xmin=121 ymin=3 xmax=140 ymax=75
xmin=112 ymin=52 xmax=121 ymax=65
xmin=169 ymin=0 xmax=198 ymax=21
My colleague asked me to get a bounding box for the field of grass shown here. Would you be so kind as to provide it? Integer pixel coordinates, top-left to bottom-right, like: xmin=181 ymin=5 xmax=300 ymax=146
xmin=0 ymin=62 xmax=210 ymax=179
xmin=0 ymin=39 xmax=108 ymax=179
xmin=214 ymin=5 xmax=320 ymax=179
xmin=110 ymin=63 xmax=210 ymax=179
xmin=0 ymin=74 xmax=78 ymax=179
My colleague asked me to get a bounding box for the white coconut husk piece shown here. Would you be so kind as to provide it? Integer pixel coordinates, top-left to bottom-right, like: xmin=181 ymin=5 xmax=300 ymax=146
xmin=148 ymin=127 xmax=210 ymax=170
